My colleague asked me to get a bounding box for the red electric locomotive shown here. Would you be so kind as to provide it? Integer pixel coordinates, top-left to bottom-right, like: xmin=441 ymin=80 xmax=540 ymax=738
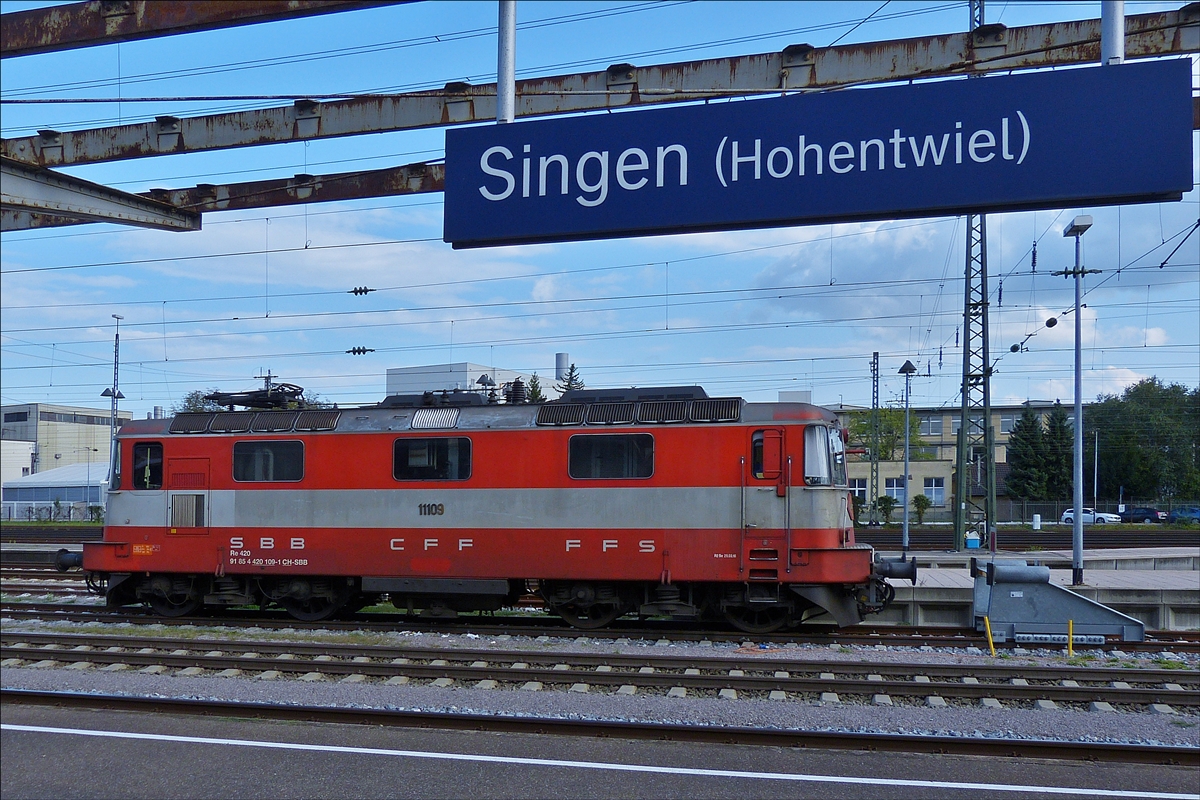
xmin=71 ymin=386 xmax=914 ymax=633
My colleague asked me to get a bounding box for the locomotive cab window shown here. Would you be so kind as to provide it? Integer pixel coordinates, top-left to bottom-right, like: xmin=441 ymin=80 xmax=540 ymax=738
xmin=569 ymin=434 xmax=653 ymax=479
xmin=394 ymin=437 xmax=471 ymax=481
xmin=132 ymin=442 xmax=163 ymax=490
xmin=233 ymin=440 xmax=304 ymax=482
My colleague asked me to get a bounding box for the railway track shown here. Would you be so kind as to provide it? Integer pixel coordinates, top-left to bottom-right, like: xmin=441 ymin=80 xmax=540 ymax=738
xmin=3 ymin=600 xmax=1198 ymax=654
xmin=3 ymin=630 xmax=1196 ymax=713
xmin=4 ymin=688 xmax=1193 ymax=766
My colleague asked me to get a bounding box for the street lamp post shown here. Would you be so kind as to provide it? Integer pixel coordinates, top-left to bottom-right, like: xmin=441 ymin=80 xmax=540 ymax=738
xmin=1055 ymin=216 xmax=1099 ymax=586
xmin=899 ymin=360 xmax=917 ymax=554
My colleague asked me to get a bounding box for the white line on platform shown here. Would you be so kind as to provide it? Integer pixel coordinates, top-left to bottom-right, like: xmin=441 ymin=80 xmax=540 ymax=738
xmin=2 ymin=723 xmax=1194 ymax=799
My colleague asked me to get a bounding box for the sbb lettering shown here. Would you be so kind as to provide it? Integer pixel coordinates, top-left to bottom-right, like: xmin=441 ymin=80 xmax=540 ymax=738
xmin=390 ymin=538 xmax=405 ymax=551
xmin=290 ymin=538 xmax=305 ymax=550
xmin=458 ymin=539 xmax=473 ymax=551
xmin=639 ymin=540 xmax=656 ymax=553
xmin=602 ymin=540 xmax=618 ymax=552
xmin=229 ymin=537 xmax=244 ymax=549
xmin=260 ymin=537 xmax=274 ymax=550
xmin=424 ymin=538 xmax=438 ymax=550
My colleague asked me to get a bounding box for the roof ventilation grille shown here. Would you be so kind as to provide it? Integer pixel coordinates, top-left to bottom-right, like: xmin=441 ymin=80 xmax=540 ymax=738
xmin=169 ymin=413 xmax=212 ymax=434
xmin=535 ymin=404 xmax=585 ymax=426
xmin=585 ymin=402 xmax=635 ymax=425
xmin=251 ymin=411 xmax=300 ymax=432
xmin=636 ymin=400 xmax=687 ymax=424
xmin=689 ymin=398 xmax=741 ymax=423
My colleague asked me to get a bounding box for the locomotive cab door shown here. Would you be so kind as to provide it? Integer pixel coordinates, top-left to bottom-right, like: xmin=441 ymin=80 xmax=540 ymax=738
xmin=742 ymin=429 xmax=789 ymax=580
xmin=166 ymin=458 xmax=210 ymax=536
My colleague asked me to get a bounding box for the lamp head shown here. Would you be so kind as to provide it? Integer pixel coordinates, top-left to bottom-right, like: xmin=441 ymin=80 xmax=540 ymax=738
xmin=898 ymin=360 xmax=917 ymax=375
xmin=1063 ymin=215 xmax=1093 ymax=237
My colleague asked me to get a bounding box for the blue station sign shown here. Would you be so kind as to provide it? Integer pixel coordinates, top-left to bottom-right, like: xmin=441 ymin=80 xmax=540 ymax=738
xmin=443 ymin=61 xmax=1193 ymax=249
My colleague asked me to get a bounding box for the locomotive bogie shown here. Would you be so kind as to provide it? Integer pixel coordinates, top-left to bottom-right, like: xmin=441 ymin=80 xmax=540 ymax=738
xmin=82 ymin=390 xmax=908 ymax=632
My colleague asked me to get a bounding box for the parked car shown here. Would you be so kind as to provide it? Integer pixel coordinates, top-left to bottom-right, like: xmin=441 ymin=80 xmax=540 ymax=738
xmin=1060 ymin=508 xmax=1122 ymax=525
xmin=1167 ymin=507 xmax=1200 ymax=525
xmin=1119 ymin=506 xmax=1167 ymax=523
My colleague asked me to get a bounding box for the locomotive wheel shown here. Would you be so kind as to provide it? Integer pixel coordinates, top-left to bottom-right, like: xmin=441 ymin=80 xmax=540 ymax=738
xmin=720 ymin=604 xmax=790 ymax=634
xmin=148 ymin=592 xmax=201 ymax=618
xmin=280 ymin=594 xmax=346 ymax=622
xmin=555 ymin=601 xmax=625 ymax=630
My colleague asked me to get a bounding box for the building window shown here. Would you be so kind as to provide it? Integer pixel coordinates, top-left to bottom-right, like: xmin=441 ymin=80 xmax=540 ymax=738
xmin=569 ymin=434 xmax=653 ymax=479
xmin=132 ymin=443 xmax=163 ymax=490
xmin=234 ymin=440 xmax=304 ymax=482
xmin=885 ymin=477 xmax=907 ymax=505
xmin=951 ymin=414 xmax=984 ymax=435
xmin=919 ymin=415 xmax=943 ymax=436
xmin=924 ymin=477 xmax=945 ymax=506
xmin=999 ymin=413 xmax=1018 ymax=434
xmin=849 ymin=478 xmax=868 ymax=500
xmin=393 ymin=437 xmax=471 ymax=481
xmin=3 ymin=411 xmax=28 ymax=423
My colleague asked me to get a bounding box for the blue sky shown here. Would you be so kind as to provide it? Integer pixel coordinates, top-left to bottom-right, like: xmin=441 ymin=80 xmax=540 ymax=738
xmin=1 ymin=1 xmax=1197 ymax=418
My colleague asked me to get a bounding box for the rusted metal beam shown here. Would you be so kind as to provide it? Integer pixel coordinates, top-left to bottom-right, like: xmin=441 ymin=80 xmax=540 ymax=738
xmin=0 ymin=156 xmax=201 ymax=231
xmin=6 ymin=161 xmax=443 ymax=229
xmin=2 ymin=9 xmax=1194 ymax=167
xmin=1 ymin=1 xmax=402 ymax=59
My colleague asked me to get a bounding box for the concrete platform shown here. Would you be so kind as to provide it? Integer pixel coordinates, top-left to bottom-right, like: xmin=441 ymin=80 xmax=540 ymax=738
xmin=877 ymin=547 xmax=1199 ymax=571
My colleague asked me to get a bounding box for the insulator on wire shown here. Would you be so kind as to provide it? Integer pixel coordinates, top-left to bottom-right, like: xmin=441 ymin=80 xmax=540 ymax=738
xmin=998 ymin=279 xmax=1003 ymax=307
xmin=349 ymin=286 xmax=376 ymax=296
xmin=1030 ymin=240 xmax=1037 ymax=272
xmin=346 ymin=347 xmax=375 ymax=355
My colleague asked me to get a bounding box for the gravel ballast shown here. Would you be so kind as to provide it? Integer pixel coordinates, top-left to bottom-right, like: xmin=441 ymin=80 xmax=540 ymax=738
xmin=3 ymin=620 xmax=1197 ymax=749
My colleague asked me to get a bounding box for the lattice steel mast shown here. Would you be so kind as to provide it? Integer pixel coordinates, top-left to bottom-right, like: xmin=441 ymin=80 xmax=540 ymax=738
xmin=954 ymin=0 xmax=998 ymax=550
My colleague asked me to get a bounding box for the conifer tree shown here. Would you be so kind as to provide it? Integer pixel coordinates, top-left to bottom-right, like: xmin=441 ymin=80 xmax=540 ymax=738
xmin=1004 ymin=407 xmax=1047 ymax=500
xmin=1044 ymin=402 xmax=1074 ymax=500
xmin=526 ymin=373 xmax=546 ymax=403
xmin=555 ymin=363 xmax=585 ymax=395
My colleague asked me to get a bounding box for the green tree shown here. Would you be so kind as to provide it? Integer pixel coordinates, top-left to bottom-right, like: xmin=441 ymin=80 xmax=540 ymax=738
xmin=911 ymin=493 xmax=932 ymax=525
xmin=171 ymin=389 xmax=226 ymax=414
xmin=875 ymin=495 xmax=898 ymax=524
xmin=555 ymin=363 xmax=585 ymax=395
xmin=851 ymin=494 xmax=866 ymax=527
xmin=848 ymin=408 xmax=930 ymax=461
xmin=1043 ymin=402 xmax=1074 ymax=500
xmin=1085 ymin=378 xmax=1200 ymax=501
xmin=1004 ymin=408 xmax=1047 ymax=500
xmin=526 ymin=373 xmax=546 ymax=403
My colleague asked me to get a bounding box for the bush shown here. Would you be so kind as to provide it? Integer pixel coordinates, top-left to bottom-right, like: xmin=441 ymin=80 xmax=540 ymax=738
xmin=911 ymin=494 xmax=932 ymax=525
xmin=876 ymin=495 xmax=898 ymax=524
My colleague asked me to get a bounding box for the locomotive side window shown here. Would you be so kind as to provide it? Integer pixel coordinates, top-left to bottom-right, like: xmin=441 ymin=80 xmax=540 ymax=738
xmin=569 ymin=434 xmax=653 ymax=479
xmin=751 ymin=430 xmax=783 ymax=480
xmin=132 ymin=442 xmax=163 ymax=490
xmin=829 ymin=427 xmax=848 ymax=486
xmin=394 ymin=437 xmax=471 ymax=481
xmin=233 ymin=440 xmax=304 ymax=482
